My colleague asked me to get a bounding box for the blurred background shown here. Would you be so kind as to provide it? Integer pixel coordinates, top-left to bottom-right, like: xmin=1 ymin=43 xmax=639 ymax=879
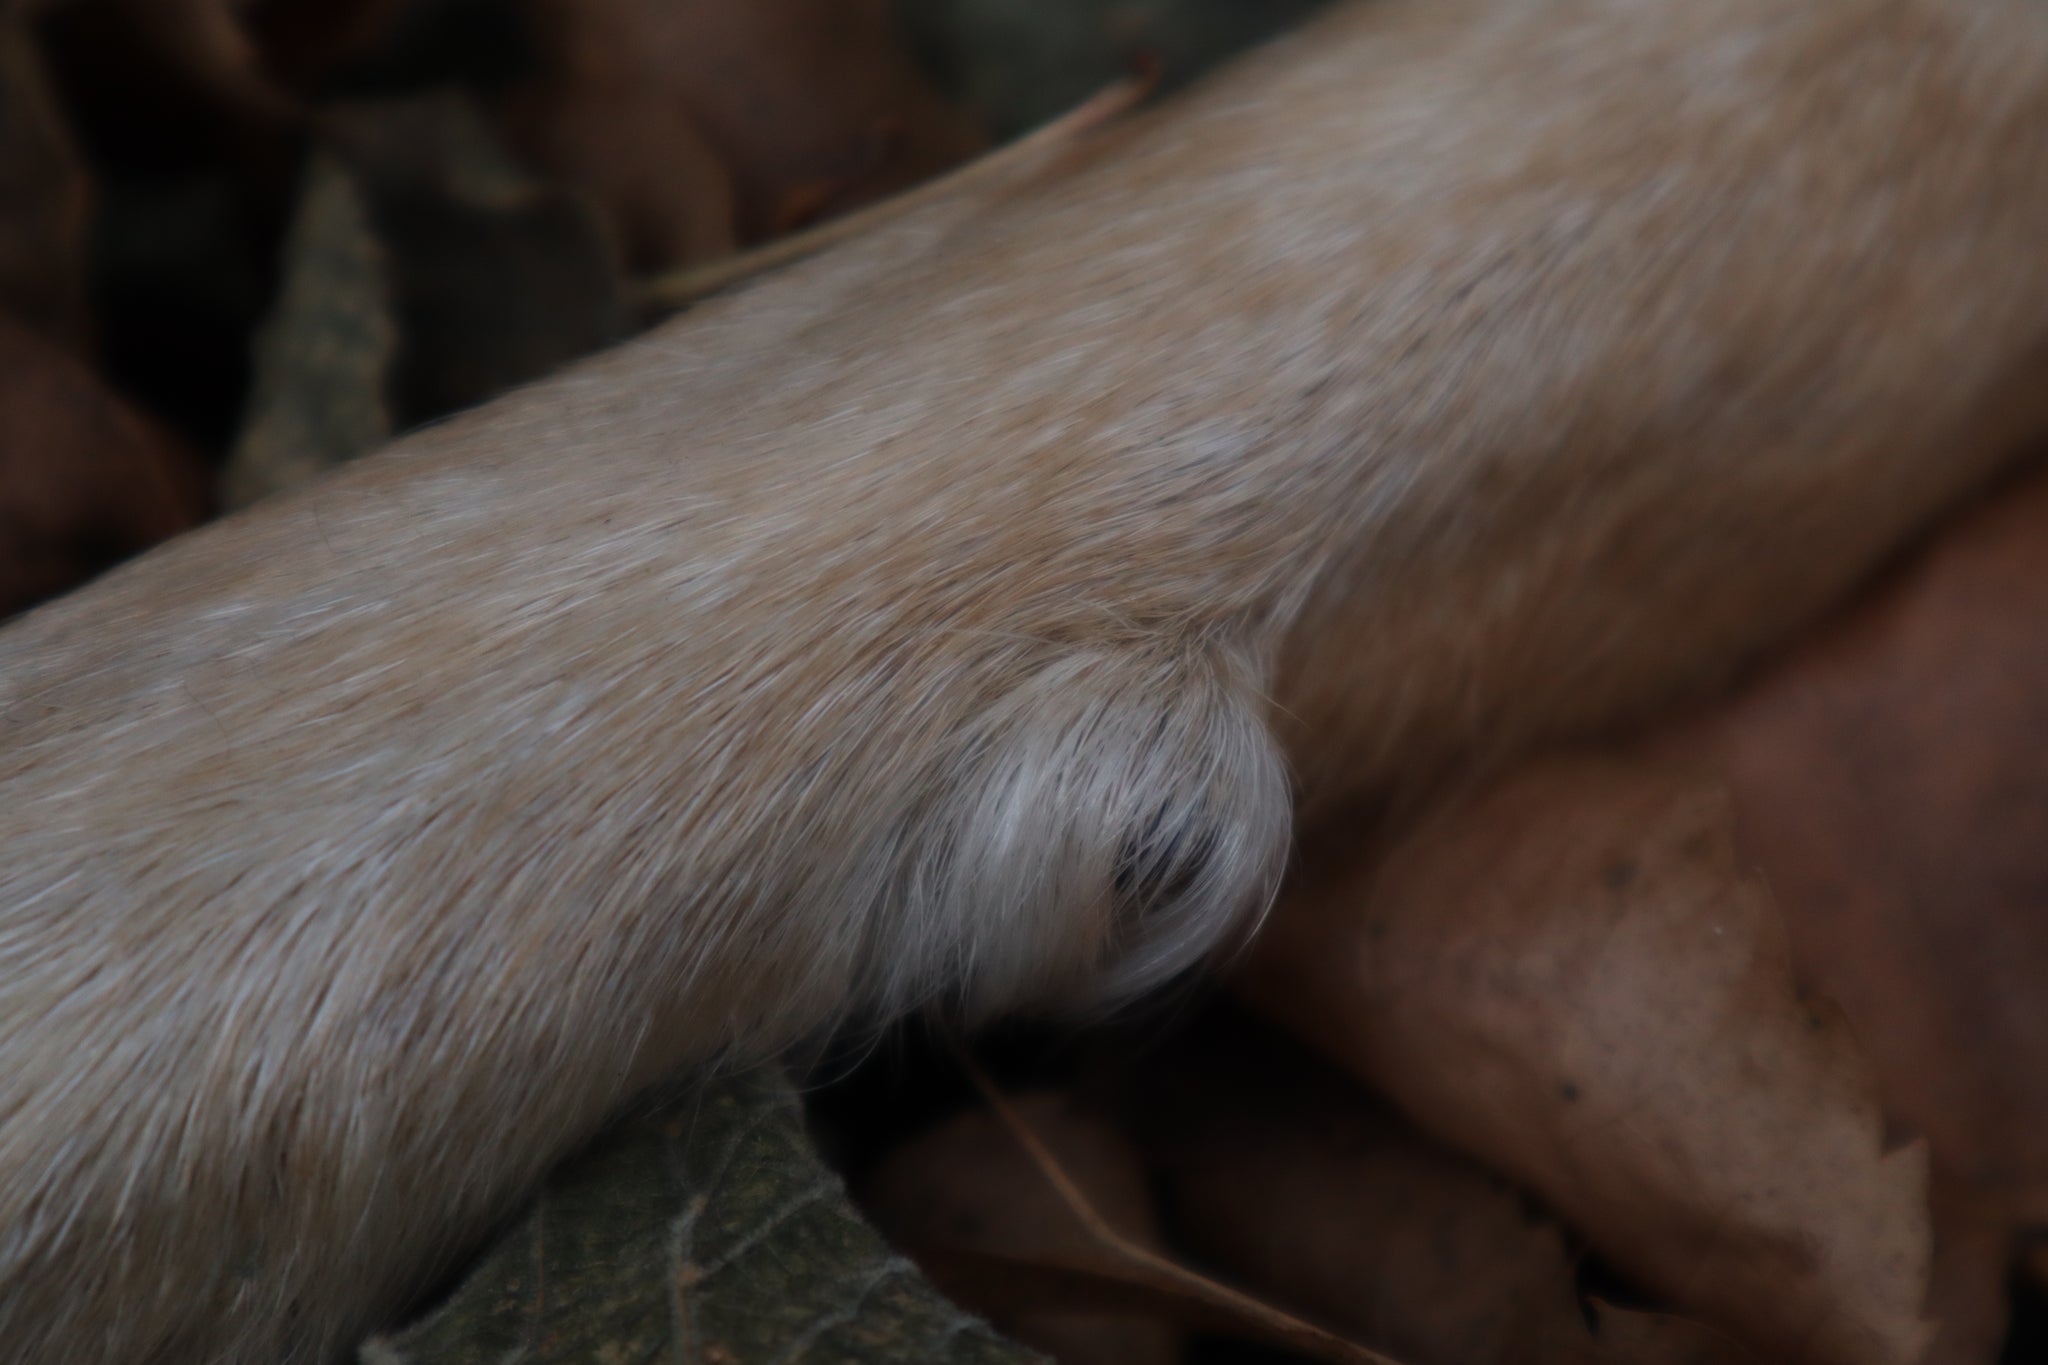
xmin=0 ymin=0 xmax=1325 ymax=619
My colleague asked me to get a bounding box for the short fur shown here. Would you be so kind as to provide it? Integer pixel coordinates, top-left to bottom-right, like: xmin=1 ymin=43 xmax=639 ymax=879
xmin=3 ymin=0 xmax=2047 ymax=1359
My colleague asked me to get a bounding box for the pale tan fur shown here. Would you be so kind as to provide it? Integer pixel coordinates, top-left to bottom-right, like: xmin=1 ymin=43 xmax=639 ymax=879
xmin=3 ymin=0 xmax=2047 ymax=1359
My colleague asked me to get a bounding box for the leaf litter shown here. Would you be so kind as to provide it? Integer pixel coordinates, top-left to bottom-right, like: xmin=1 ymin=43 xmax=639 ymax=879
xmin=1237 ymin=765 xmax=1932 ymax=1365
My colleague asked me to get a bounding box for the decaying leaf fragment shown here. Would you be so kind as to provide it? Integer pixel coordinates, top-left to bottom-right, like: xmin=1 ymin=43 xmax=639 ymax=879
xmin=1242 ymin=760 xmax=1933 ymax=1365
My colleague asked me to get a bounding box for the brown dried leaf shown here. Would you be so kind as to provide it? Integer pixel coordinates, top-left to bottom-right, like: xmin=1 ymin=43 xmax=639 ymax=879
xmin=1915 ymin=1193 xmax=2015 ymax=1365
xmin=42 ymin=0 xmax=299 ymax=142
xmin=242 ymin=0 xmax=414 ymax=91
xmin=1142 ymin=1011 xmax=1589 ymax=1363
xmin=1586 ymin=1303 xmax=1765 ymax=1365
xmin=1138 ymin=1010 xmax=1760 ymax=1365
xmin=1241 ymin=760 xmax=1932 ymax=1365
xmin=319 ymin=90 xmax=628 ymax=425
xmin=868 ymin=1068 xmax=1398 ymax=1365
xmin=497 ymin=71 xmax=736 ymax=274
xmin=498 ymin=0 xmax=983 ymax=272
xmin=1669 ymin=459 xmax=2048 ymax=1362
xmin=0 ymin=315 xmax=207 ymax=618
xmin=0 ymin=20 xmax=91 ymax=349
xmin=1699 ymin=464 xmax=2048 ymax=1225
xmin=860 ymin=1091 xmax=1181 ymax=1365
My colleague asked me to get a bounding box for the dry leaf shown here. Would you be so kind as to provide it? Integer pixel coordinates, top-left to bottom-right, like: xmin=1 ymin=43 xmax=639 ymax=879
xmin=364 ymin=1069 xmax=1034 ymax=1365
xmin=41 ymin=0 xmax=300 ymax=149
xmin=860 ymin=1091 xmax=1181 ymax=1365
xmin=0 ymin=20 xmax=91 ymax=350
xmin=1914 ymin=1192 xmax=2016 ymax=1365
xmin=38 ymin=0 xmax=303 ymax=447
xmin=1699 ymin=464 xmax=2048 ymax=1223
xmin=496 ymin=65 xmax=736 ymax=273
xmin=1140 ymin=1011 xmax=1589 ymax=1365
xmin=1241 ymin=760 xmax=1932 ymax=1365
xmin=864 ymin=1065 xmax=1397 ymax=1365
xmin=1587 ymin=1302 xmax=1765 ymax=1365
xmin=242 ymin=0 xmax=414 ymax=91
xmin=223 ymin=150 xmax=394 ymax=508
xmin=497 ymin=0 xmax=983 ymax=271
xmin=1138 ymin=1008 xmax=1757 ymax=1365
xmin=0 ymin=315 xmax=207 ymax=617
xmin=1672 ymin=459 xmax=2048 ymax=1362
xmin=320 ymin=90 xmax=627 ymax=424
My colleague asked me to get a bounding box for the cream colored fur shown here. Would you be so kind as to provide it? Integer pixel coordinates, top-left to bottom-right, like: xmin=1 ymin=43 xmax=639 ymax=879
xmin=3 ymin=0 xmax=2048 ymax=1359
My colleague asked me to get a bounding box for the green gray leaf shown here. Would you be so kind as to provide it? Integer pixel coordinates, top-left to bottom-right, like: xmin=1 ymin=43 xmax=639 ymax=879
xmin=362 ymin=1069 xmax=1041 ymax=1365
xmin=223 ymin=150 xmax=395 ymax=510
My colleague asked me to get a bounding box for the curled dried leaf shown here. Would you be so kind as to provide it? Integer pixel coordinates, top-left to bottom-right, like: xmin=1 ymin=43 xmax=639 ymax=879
xmin=1242 ymin=760 xmax=1932 ymax=1365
